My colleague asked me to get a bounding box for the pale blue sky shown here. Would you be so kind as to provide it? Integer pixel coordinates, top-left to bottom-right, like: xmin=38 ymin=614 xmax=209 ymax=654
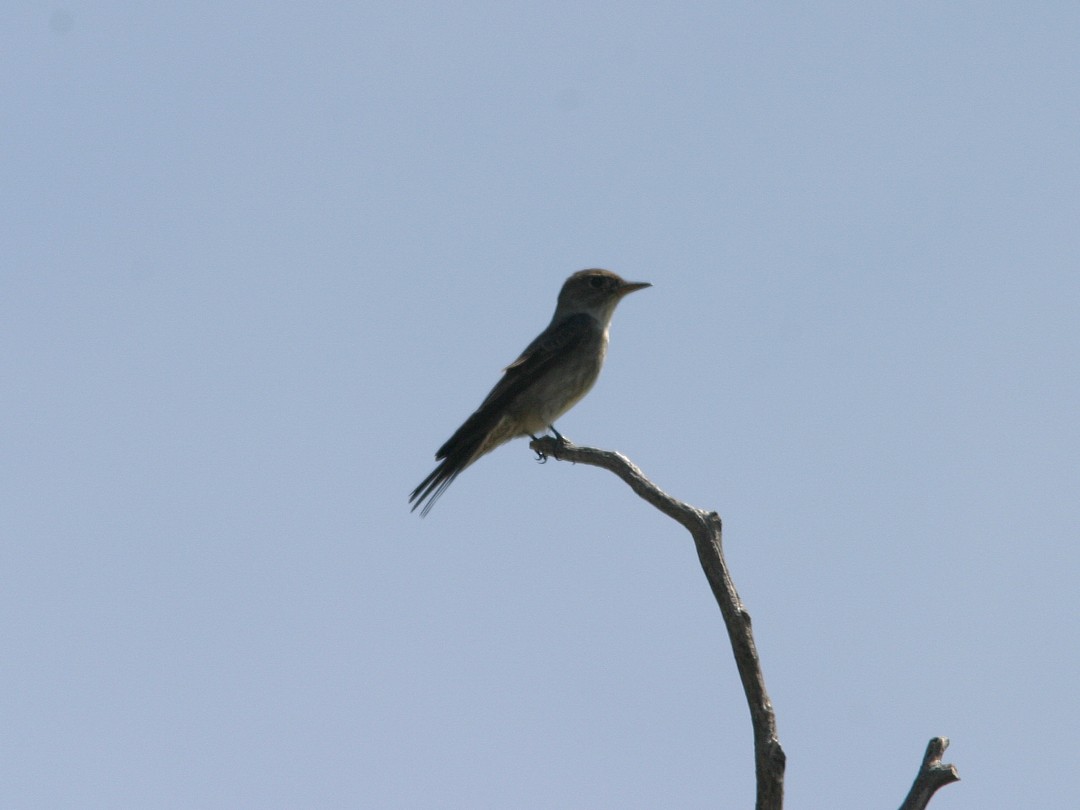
xmin=3 ymin=3 xmax=1078 ymax=808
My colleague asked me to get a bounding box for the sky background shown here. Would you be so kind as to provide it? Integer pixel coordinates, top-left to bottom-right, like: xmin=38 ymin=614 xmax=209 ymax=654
xmin=3 ymin=2 xmax=1078 ymax=808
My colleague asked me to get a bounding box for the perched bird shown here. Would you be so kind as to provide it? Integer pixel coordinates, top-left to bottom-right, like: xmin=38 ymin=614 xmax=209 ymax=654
xmin=409 ymin=268 xmax=651 ymax=516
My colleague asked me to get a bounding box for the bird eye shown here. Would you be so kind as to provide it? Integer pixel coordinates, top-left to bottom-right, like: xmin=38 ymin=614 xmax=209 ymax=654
xmin=588 ymin=276 xmax=606 ymax=289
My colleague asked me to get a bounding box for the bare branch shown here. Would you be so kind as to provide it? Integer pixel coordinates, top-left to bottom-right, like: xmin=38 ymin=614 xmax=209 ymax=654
xmin=530 ymin=436 xmax=785 ymax=810
xmin=898 ymin=737 xmax=960 ymax=810
xmin=529 ymin=436 xmax=960 ymax=808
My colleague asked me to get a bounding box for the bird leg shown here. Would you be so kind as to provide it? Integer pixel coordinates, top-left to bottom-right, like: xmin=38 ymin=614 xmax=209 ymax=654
xmin=547 ymin=424 xmax=568 ymax=443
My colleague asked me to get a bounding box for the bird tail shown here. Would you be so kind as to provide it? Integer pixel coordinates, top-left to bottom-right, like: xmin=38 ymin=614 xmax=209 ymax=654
xmin=409 ymin=410 xmax=509 ymax=516
xmin=409 ymin=456 xmax=468 ymax=517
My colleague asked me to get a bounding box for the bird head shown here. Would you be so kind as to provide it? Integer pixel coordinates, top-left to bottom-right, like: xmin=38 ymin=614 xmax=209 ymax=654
xmin=555 ymin=269 xmax=651 ymax=324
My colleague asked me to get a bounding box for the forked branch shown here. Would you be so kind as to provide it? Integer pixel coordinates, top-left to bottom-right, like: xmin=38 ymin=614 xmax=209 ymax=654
xmin=898 ymin=737 xmax=960 ymax=810
xmin=530 ymin=436 xmax=959 ymax=810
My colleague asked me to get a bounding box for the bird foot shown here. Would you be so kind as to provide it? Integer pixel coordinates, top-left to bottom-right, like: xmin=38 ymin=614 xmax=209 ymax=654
xmin=529 ymin=430 xmax=573 ymax=463
xmin=528 ymin=434 xmax=548 ymax=463
xmin=547 ymin=425 xmax=567 ymax=442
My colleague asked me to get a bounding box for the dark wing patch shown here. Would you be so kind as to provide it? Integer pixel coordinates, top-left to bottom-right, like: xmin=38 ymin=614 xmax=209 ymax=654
xmin=408 ymin=313 xmax=595 ymax=516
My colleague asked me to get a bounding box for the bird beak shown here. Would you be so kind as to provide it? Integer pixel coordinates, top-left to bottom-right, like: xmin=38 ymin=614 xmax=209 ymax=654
xmin=618 ymin=280 xmax=652 ymax=297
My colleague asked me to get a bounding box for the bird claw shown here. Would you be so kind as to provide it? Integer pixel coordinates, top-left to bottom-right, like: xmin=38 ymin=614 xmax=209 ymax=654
xmin=530 ymin=434 xmax=551 ymax=463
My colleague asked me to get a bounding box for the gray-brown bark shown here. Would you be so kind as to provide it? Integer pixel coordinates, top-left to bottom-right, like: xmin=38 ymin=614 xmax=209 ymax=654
xmin=530 ymin=436 xmax=958 ymax=810
xmin=898 ymin=737 xmax=960 ymax=810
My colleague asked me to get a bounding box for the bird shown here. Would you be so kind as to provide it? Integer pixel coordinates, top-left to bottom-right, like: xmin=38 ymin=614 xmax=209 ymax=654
xmin=409 ymin=268 xmax=651 ymax=516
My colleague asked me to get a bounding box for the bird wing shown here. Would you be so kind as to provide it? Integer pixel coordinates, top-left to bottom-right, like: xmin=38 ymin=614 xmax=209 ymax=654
xmin=475 ymin=312 xmax=595 ymax=415
xmin=409 ymin=314 xmax=596 ymax=515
